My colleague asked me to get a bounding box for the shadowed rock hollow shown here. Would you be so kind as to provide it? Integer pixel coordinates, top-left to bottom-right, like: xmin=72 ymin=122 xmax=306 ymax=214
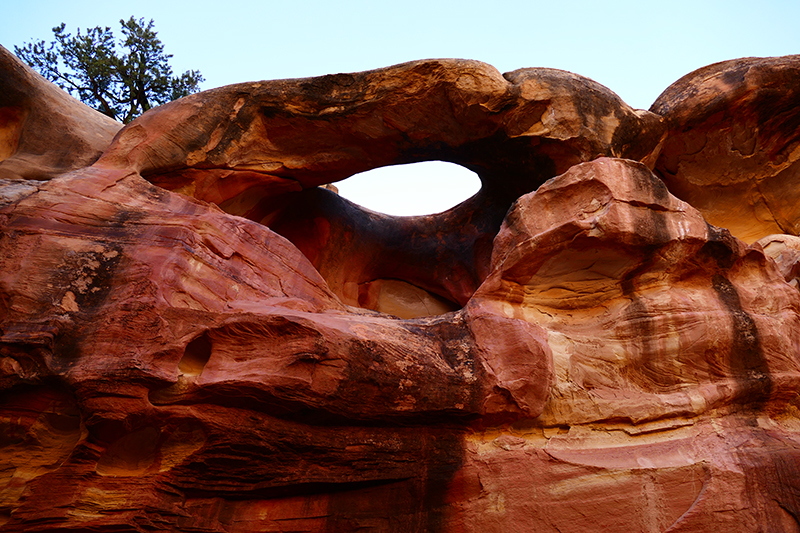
xmin=2 ymin=44 xmax=800 ymax=532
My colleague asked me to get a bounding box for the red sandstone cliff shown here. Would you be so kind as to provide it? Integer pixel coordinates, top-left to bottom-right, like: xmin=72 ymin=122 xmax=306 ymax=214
xmin=2 ymin=45 xmax=800 ymax=532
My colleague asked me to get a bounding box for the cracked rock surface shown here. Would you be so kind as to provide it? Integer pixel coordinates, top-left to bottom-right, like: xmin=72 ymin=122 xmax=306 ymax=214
xmin=2 ymin=45 xmax=800 ymax=532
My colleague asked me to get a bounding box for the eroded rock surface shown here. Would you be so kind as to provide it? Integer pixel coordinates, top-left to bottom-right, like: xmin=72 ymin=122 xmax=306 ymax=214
xmin=477 ymin=157 xmax=800 ymax=424
xmin=95 ymin=58 xmax=665 ymax=312
xmin=652 ymin=55 xmax=800 ymax=243
xmin=2 ymin=49 xmax=800 ymax=532
xmin=0 ymin=46 xmax=122 ymax=182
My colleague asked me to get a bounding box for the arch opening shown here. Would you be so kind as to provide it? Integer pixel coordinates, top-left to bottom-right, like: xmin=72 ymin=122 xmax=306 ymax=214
xmin=334 ymin=161 xmax=481 ymax=216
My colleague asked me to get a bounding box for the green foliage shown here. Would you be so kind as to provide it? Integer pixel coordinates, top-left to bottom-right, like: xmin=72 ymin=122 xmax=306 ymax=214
xmin=15 ymin=17 xmax=204 ymax=123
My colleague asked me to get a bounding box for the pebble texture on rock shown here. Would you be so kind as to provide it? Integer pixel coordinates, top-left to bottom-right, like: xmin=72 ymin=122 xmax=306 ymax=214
xmin=2 ymin=45 xmax=800 ymax=532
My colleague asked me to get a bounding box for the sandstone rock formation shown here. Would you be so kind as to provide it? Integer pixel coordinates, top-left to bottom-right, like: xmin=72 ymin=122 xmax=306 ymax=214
xmin=96 ymin=58 xmax=665 ymax=313
xmin=2 ymin=44 xmax=800 ymax=532
xmin=0 ymin=46 xmax=121 ymax=183
xmin=652 ymin=55 xmax=800 ymax=244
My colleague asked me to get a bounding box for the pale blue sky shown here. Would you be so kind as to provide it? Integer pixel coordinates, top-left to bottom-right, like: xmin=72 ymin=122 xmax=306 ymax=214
xmin=3 ymin=1 xmax=799 ymax=214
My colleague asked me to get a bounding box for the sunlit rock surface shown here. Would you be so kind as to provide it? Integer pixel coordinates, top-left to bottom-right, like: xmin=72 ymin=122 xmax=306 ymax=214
xmin=2 ymin=45 xmax=800 ymax=532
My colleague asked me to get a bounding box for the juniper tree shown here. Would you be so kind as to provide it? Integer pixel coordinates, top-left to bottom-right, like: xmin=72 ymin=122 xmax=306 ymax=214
xmin=15 ymin=17 xmax=204 ymax=123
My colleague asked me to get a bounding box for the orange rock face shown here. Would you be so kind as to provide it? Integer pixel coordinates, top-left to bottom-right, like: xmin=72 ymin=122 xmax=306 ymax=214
xmin=652 ymin=55 xmax=800 ymax=244
xmin=2 ymin=45 xmax=800 ymax=532
xmin=0 ymin=47 xmax=121 ymax=182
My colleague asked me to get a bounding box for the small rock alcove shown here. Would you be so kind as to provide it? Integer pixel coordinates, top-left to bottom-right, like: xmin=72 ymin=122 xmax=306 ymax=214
xmin=308 ymin=161 xmax=483 ymax=318
xmin=260 ymin=160 xmax=490 ymax=319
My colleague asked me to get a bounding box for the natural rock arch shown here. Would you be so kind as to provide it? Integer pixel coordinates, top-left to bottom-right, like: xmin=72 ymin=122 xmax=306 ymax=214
xmin=96 ymin=59 xmax=664 ymax=315
xmin=3 ymin=45 xmax=800 ymax=532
